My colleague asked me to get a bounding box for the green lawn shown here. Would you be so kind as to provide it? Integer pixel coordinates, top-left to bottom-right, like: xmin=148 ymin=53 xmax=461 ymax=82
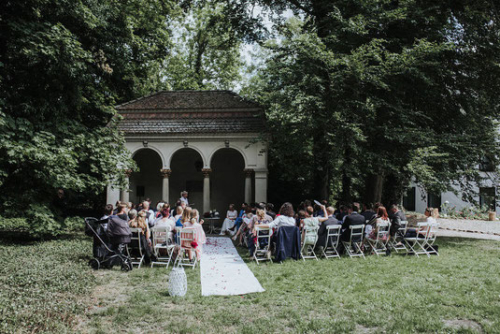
xmin=1 ymin=234 xmax=499 ymax=333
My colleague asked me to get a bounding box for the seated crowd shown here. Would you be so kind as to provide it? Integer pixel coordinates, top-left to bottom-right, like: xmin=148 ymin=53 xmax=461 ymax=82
xmin=99 ymin=193 xmax=437 ymax=265
xmin=218 ymin=200 xmax=437 ymax=258
xmin=97 ymin=191 xmax=206 ymax=265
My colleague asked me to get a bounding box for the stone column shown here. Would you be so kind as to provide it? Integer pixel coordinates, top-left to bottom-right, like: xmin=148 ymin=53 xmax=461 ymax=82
xmin=160 ymin=169 xmax=172 ymax=203
xmin=254 ymin=170 xmax=268 ymax=203
xmin=120 ymin=169 xmax=132 ymax=203
xmin=244 ymin=168 xmax=254 ymax=204
xmin=202 ymin=168 xmax=212 ymax=213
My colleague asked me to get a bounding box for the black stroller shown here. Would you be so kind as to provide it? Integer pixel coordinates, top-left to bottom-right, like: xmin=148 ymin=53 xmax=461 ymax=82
xmin=84 ymin=217 xmax=133 ymax=272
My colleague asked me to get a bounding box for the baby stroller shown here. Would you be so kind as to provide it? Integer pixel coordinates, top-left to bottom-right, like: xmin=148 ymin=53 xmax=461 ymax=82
xmin=84 ymin=217 xmax=133 ymax=272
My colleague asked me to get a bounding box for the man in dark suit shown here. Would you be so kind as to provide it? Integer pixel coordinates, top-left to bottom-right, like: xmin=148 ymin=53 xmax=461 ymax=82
xmin=361 ymin=203 xmax=375 ymax=221
xmin=388 ymin=204 xmax=406 ymax=238
xmin=341 ymin=203 xmax=366 ymax=242
xmin=316 ymin=206 xmax=341 ymax=253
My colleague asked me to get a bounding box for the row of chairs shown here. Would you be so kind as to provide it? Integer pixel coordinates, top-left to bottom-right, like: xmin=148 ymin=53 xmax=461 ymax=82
xmin=126 ymin=226 xmax=197 ymax=270
xmin=252 ymin=220 xmax=439 ymax=263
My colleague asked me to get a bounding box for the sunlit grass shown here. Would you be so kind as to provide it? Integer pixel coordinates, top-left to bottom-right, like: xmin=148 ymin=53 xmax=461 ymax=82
xmin=1 ymin=234 xmax=499 ymax=333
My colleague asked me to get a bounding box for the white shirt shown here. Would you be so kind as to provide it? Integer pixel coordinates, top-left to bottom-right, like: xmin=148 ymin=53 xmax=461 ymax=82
xmin=426 ymin=217 xmax=437 ymax=225
xmin=268 ymin=215 xmax=296 ymax=229
xmin=226 ymin=210 xmax=238 ymax=219
xmin=100 ymin=215 xmax=110 ymax=231
xmin=155 ymin=217 xmax=175 ymax=230
xmin=144 ymin=209 xmax=155 ymax=227
xmin=180 ymin=197 xmax=189 ymax=205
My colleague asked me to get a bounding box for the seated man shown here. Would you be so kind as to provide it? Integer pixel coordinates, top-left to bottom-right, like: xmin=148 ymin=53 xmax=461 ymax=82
xmin=388 ymin=204 xmax=406 ymax=239
xmin=106 ymin=203 xmax=132 ymax=260
xmin=316 ymin=206 xmax=341 ymax=253
xmin=341 ymin=203 xmax=365 ymax=243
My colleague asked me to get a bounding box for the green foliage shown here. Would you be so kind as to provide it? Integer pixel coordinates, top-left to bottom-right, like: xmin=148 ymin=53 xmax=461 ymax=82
xmin=0 ymin=0 xmax=174 ymax=234
xmin=244 ymin=0 xmax=500 ymax=204
xmin=0 ymin=235 xmax=96 ymax=333
xmin=162 ymin=1 xmax=250 ymax=90
xmin=80 ymin=238 xmax=500 ymax=333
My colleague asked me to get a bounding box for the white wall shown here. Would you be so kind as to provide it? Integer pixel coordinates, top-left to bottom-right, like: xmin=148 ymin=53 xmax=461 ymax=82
xmin=106 ymin=133 xmax=268 ymax=209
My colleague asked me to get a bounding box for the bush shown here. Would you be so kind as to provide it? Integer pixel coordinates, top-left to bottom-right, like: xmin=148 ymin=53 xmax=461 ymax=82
xmin=0 ymin=212 xmax=84 ymax=238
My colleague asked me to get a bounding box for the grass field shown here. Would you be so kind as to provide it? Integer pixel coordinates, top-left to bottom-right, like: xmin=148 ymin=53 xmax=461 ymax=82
xmin=1 ymin=234 xmax=499 ymax=333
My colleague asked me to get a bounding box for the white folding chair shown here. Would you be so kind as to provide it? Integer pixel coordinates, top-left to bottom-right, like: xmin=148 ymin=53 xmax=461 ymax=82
xmin=424 ymin=222 xmax=439 ymax=256
xmin=253 ymin=226 xmax=273 ymax=264
xmin=150 ymin=226 xmax=175 ymax=268
xmin=404 ymin=222 xmax=431 ymax=257
xmin=342 ymin=224 xmax=365 ymax=259
xmin=126 ymin=228 xmax=145 ymax=268
xmin=390 ymin=220 xmax=409 ymax=253
xmin=174 ymin=228 xmax=198 ymax=269
xmin=322 ymin=225 xmax=341 ymax=259
xmin=301 ymin=225 xmax=319 ymax=261
xmin=367 ymin=221 xmax=391 ymax=256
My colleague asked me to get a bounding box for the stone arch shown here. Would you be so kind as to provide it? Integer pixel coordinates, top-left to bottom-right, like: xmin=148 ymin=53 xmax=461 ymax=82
xmin=129 ymin=148 xmax=163 ymax=204
xmin=210 ymin=148 xmax=247 ymax=212
xmin=168 ymin=144 xmax=207 ymax=168
xmin=208 ymin=145 xmax=248 ymax=169
xmin=169 ymin=148 xmax=205 ymax=209
xmin=131 ymin=146 xmax=166 ymax=167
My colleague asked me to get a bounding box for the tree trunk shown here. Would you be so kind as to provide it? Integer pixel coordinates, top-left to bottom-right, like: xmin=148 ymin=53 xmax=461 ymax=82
xmin=382 ymin=173 xmax=404 ymax=206
xmin=363 ymin=174 xmax=384 ymax=204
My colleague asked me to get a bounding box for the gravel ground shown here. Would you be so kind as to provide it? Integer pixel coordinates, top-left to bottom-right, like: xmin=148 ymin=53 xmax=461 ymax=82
xmin=437 ymin=229 xmax=500 ymax=241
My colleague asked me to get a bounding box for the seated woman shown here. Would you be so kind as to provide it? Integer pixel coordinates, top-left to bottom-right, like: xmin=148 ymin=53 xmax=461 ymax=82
xmin=232 ymin=206 xmax=254 ymax=243
xmin=366 ymin=206 xmax=390 ymax=241
xmin=220 ymin=204 xmax=238 ymax=235
xmin=128 ymin=209 xmax=154 ymax=263
xmin=187 ymin=209 xmax=206 ymax=258
xmin=405 ymin=207 xmax=434 ymax=238
xmin=247 ymin=208 xmax=273 ymax=256
xmin=155 ymin=204 xmax=176 ymax=239
xmin=299 ymin=205 xmax=328 ymax=253
xmin=179 ymin=207 xmax=198 ymax=261
xmin=260 ymin=202 xmax=297 ymax=230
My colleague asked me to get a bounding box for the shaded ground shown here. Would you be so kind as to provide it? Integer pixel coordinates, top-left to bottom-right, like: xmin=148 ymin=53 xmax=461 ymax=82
xmin=1 ymin=234 xmax=499 ymax=333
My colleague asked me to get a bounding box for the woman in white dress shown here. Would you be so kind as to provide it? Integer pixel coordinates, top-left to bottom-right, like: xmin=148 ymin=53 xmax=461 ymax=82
xmin=220 ymin=204 xmax=238 ymax=235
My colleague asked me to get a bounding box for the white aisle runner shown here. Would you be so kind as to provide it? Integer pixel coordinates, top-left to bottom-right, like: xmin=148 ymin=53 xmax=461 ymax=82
xmin=200 ymin=237 xmax=265 ymax=296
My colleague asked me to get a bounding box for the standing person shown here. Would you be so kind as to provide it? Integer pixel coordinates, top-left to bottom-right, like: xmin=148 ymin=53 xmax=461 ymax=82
xmin=179 ymin=191 xmax=189 ymax=206
xmin=220 ymin=204 xmax=238 ymax=235
xmin=316 ymin=206 xmax=341 ymax=253
xmin=341 ymin=203 xmax=366 ymax=243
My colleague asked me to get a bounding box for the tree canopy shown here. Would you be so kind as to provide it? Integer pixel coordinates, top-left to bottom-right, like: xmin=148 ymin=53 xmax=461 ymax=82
xmin=244 ymin=0 xmax=500 ymax=205
xmin=0 ymin=0 xmax=174 ymax=234
xmin=1 ymin=0 xmax=500 ymax=235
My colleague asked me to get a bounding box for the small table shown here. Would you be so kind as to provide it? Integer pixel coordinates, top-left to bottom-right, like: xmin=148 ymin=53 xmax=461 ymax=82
xmin=204 ymin=217 xmax=222 ymax=235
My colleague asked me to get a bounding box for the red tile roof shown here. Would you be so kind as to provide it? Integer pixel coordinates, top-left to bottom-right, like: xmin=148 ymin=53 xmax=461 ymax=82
xmin=116 ymin=91 xmax=264 ymax=135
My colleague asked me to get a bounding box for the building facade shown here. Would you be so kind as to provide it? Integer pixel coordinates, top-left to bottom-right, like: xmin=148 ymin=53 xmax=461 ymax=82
xmin=106 ymin=91 xmax=268 ymax=214
xmin=404 ymin=162 xmax=498 ymax=214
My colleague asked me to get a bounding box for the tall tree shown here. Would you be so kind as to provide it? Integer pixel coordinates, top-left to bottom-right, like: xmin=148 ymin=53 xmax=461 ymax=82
xmin=0 ymin=0 xmax=174 ymax=234
xmin=246 ymin=0 xmax=500 ymax=205
xmin=162 ymin=0 xmax=265 ymax=90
